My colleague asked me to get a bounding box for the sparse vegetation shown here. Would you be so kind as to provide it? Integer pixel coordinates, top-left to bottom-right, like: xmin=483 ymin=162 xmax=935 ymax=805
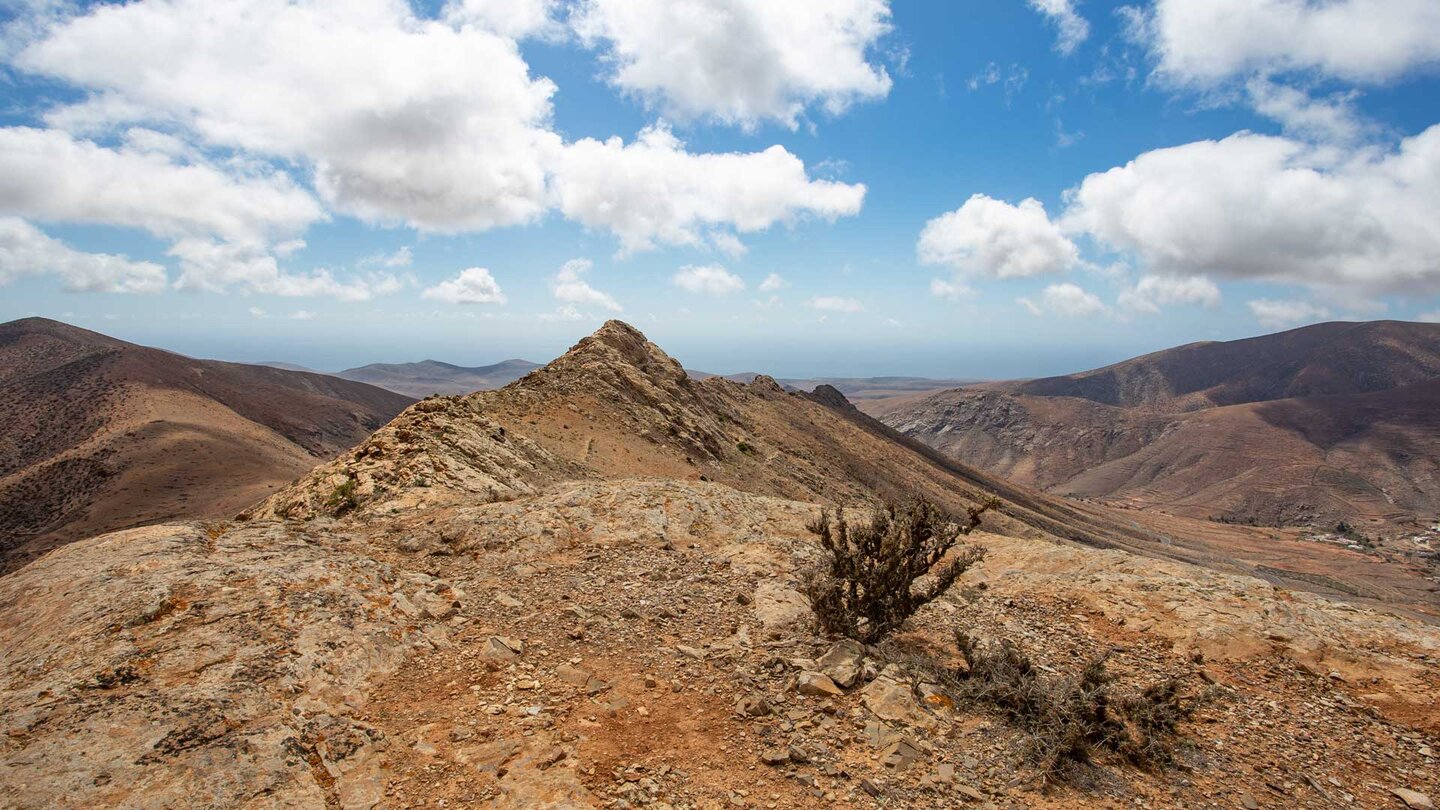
xmin=326 ymin=477 xmax=359 ymax=515
xmin=802 ymin=495 xmax=993 ymax=642
xmin=945 ymin=630 xmax=1200 ymax=782
xmin=736 ymin=439 xmax=756 ymax=455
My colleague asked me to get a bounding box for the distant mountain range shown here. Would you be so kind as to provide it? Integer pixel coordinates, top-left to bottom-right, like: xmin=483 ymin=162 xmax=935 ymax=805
xmin=875 ymin=320 xmax=1440 ymax=530
xmin=0 ymin=317 xmax=413 ymax=571
xmin=332 ymin=358 xmax=541 ymax=398
xmin=687 ymin=371 xmax=977 ymax=401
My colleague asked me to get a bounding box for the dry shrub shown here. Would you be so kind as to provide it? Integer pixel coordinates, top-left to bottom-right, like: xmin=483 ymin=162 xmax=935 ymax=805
xmin=950 ymin=630 xmax=1200 ymax=782
xmin=802 ymin=495 xmax=994 ymax=643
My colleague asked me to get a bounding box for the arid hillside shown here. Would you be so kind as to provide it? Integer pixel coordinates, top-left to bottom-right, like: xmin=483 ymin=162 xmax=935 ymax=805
xmin=0 ymin=317 xmax=413 ymax=572
xmin=336 ymin=358 xmax=541 ymax=397
xmin=2 ymin=321 xmax=1435 ymax=810
xmin=874 ymin=321 xmax=1440 ymax=533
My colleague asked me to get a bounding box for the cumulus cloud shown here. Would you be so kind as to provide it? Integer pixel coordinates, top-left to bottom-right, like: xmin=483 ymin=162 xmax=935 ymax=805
xmin=442 ymin=0 xmax=559 ymax=39
xmin=918 ymin=194 xmax=1078 ymax=279
xmin=1027 ymin=0 xmax=1089 ymax=55
xmin=4 ymin=0 xmax=867 ymax=268
xmin=17 ymin=0 xmax=562 ymax=234
xmin=1061 ymin=126 xmax=1440 ymax=295
xmin=422 ymin=267 xmax=507 ymax=305
xmin=1247 ymin=298 xmax=1331 ymax=329
xmin=758 ymin=273 xmax=788 ymax=293
xmin=1138 ymin=0 xmax=1440 ymax=87
xmin=573 ymin=0 xmax=893 ymax=129
xmin=0 ymin=127 xmax=322 ymax=244
xmin=248 ymin=307 xmax=267 ymax=319
xmin=672 ymin=264 xmax=745 ymax=296
xmin=805 ymin=295 xmax=864 ymax=313
xmin=1417 ymin=309 xmax=1440 ymax=323
xmin=1245 ymin=78 xmax=1372 ymax=145
xmin=553 ymin=123 xmax=865 ymax=255
xmin=170 ymin=239 xmax=402 ymax=301
xmin=290 ymin=309 xmax=316 ymax=320
xmin=1019 ymin=283 xmax=1107 ymax=318
xmin=0 ymin=217 xmax=166 ymax=293
xmin=551 ymin=258 xmax=621 ymax=311
xmin=1117 ymin=275 xmax=1221 ymax=314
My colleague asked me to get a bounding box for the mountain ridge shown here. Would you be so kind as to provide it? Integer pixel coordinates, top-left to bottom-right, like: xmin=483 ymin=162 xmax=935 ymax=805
xmin=0 ymin=317 xmax=413 ymax=571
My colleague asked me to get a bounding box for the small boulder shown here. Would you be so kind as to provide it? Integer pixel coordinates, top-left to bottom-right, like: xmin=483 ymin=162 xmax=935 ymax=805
xmin=1392 ymin=789 xmax=1435 ymax=810
xmin=816 ymin=639 xmax=865 ymax=688
xmin=796 ymin=671 xmax=843 ymax=698
xmin=760 ymin=748 xmax=790 ymax=766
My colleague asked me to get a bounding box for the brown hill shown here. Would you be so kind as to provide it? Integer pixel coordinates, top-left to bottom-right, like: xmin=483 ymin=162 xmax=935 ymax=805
xmin=3 ymin=320 xmax=1436 ymax=809
xmin=336 ymin=358 xmax=540 ymax=397
xmin=874 ymin=321 xmax=1440 ymax=532
xmin=0 ymin=317 xmax=413 ymax=571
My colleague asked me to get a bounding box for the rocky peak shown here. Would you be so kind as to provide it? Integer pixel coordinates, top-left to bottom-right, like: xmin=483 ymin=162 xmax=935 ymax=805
xmin=805 ymin=384 xmax=857 ymax=412
xmin=548 ymin=320 xmax=689 ymax=387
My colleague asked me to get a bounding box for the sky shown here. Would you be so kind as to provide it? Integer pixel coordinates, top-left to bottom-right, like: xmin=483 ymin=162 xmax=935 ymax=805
xmin=1 ymin=0 xmax=1439 ymax=378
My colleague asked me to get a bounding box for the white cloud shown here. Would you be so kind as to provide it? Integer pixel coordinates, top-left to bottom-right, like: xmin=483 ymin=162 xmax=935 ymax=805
xmin=1117 ymin=275 xmax=1221 ymax=314
xmin=1247 ymin=298 xmax=1331 ymax=329
xmin=672 ymin=264 xmax=745 ymax=296
xmin=918 ymin=194 xmax=1078 ymax=279
xmin=290 ymin=309 xmax=316 ymax=320
xmin=422 ymin=267 xmax=507 ymax=305
xmin=805 ymin=295 xmax=864 ymax=313
xmin=0 ymin=127 xmax=322 ymax=243
xmin=1132 ymin=0 xmax=1440 ymax=86
xmin=442 ymin=0 xmax=559 ymax=39
xmin=1417 ymin=310 xmax=1440 ymax=323
xmin=248 ymin=306 xmax=267 ymax=319
xmin=553 ymin=123 xmax=865 ymax=254
xmin=573 ymin=0 xmax=894 ymax=129
xmin=550 ymin=258 xmax=621 ymax=311
xmin=170 ymin=239 xmax=401 ymax=301
xmin=1019 ymin=283 xmax=1107 ymax=318
xmin=1027 ymin=0 xmax=1089 ymax=55
xmin=709 ymin=231 xmax=748 ymax=258
xmin=929 ymin=278 xmax=974 ymax=300
xmin=0 ymin=217 xmax=166 ymax=293
xmin=17 ymin=0 xmax=562 ymax=234
xmin=1245 ymin=78 xmax=1371 ymax=144
xmin=6 ymin=0 xmax=869 ymax=264
xmin=758 ymin=273 xmax=788 ymax=293
xmin=1061 ymin=126 xmax=1440 ymax=295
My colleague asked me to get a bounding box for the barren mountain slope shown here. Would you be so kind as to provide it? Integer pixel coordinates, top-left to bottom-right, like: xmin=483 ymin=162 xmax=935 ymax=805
xmin=1002 ymin=320 xmax=1440 ymax=411
xmin=337 ymin=358 xmax=540 ymax=397
xmin=2 ymin=324 xmax=1436 ymax=808
xmin=0 ymin=317 xmax=414 ymax=571
xmin=877 ymin=322 xmax=1440 ymax=533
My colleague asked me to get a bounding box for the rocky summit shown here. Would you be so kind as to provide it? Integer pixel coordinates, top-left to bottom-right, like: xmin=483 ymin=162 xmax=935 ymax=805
xmin=2 ymin=322 xmax=1438 ymax=810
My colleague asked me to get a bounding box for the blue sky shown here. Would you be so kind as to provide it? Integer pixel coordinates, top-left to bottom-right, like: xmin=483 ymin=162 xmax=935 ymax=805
xmin=2 ymin=0 xmax=1439 ymax=377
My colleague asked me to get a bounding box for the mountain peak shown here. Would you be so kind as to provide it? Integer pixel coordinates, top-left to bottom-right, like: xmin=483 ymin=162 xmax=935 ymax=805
xmin=553 ymin=320 xmax=687 ymax=384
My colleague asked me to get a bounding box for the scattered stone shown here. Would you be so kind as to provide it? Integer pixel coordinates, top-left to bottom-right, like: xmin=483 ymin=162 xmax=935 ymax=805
xmin=495 ymin=593 xmax=522 ymax=609
xmin=816 ymin=639 xmax=865 ymax=689
xmin=1240 ymin=792 xmax=1260 ymax=809
xmin=760 ymin=748 xmax=790 ymax=766
xmin=796 ymin=671 xmax=843 ymax=698
xmin=481 ymin=636 xmax=524 ymax=662
xmin=879 ymin=737 xmax=922 ymax=769
xmin=753 ymin=581 xmax=810 ymax=631
xmin=676 ymin=645 xmax=707 ymax=661
xmin=735 ymin=694 xmax=772 ymax=717
xmin=862 ymin=666 xmax=937 ymax=729
xmin=1392 ymin=789 xmax=1435 ymax=810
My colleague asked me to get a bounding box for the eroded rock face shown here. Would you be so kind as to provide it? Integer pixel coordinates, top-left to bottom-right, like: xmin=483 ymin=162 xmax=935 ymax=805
xmin=0 ymin=522 xmax=428 ymax=808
